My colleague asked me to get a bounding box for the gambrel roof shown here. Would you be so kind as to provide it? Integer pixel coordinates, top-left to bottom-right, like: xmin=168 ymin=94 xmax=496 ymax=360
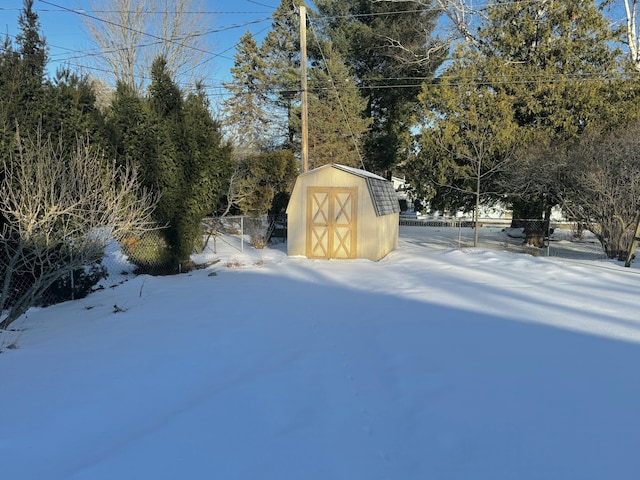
xmin=317 ymin=164 xmax=401 ymax=217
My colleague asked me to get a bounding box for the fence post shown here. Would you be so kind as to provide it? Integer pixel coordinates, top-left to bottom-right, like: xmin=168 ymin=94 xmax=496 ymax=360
xmin=69 ymin=244 xmax=75 ymax=300
xmin=546 ymin=221 xmax=551 ymax=257
xmin=240 ymin=216 xmax=244 ymax=253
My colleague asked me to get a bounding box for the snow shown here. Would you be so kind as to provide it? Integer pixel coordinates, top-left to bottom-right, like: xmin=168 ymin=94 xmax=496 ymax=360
xmin=2 ymin=226 xmax=640 ymax=480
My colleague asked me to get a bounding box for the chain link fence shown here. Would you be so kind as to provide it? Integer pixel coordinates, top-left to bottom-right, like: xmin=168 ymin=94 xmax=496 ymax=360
xmin=1 ymin=218 xmax=249 ymax=316
xmin=3 ymin=215 xmax=608 ymax=323
xmin=399 ymin=217 xmax=607 ymax=260
xmin=101 ymin=214 xmax=288 ymax=280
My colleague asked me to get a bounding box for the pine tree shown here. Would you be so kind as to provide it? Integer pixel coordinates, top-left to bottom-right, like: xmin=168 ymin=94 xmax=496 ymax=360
xmin=15 ymin=0 xmax=48 ymax=131
xmin=308 ymin=42 xmax=371 ymax=169
xmin=0 ymin=36 xmax=21 ymax=136
xmin=0 ymin=0 xmax=47 ymax=138
xmin=260 ymin=0 xmax=306 ymax=150
xmin=315 ymin=0 xmax=446 ymax=176
xmin=222 ymin=31 xmax=271 ymax=156
xmin=0 ymin=0 xmax=48 ymax=233
xmin=0 ymin=35 xmax=20 ymax=235
xmin=262 ymin=0 xmax=303 ymax=98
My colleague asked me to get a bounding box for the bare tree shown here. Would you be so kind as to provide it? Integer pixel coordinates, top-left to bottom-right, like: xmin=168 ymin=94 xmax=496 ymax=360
xmin=219 ymin=158 xmax=249 ymax=218
xmin=623 ymin=0 xmax=640 ymax=71
xmin=560 ymin=123 xmax=640 ymax=260
xmin=0 ymin=132 xmax=158 ymax=329
xmin=374 ymin=0 xmax=485 ymax=47
xmin=81 ymin=0 xmax=212 ymax=92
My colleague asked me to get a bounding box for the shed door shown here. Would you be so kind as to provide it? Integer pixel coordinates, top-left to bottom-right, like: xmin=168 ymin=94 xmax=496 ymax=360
xmin=306 ymin=187 xmax=358 ymax=259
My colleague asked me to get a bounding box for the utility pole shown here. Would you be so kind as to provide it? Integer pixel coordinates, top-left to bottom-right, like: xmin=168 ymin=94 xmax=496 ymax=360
xmin=299 ymin=4 xmax=309 ymax=173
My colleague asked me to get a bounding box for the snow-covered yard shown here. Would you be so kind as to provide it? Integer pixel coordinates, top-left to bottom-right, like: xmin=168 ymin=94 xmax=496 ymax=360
xmin=2 ymin=226 xmax=639 ymax=479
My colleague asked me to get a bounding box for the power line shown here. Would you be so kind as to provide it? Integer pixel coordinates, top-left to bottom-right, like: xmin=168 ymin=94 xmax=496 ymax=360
xmin=245 ymin=0 xmax=276 ymax=8
xmin=38 ymin=0 xmax=226 ymax=58
xmin=4 ymin=0 xmax=634 ymax=93
xmin=17 ymin=1 xmax=272 ymax=77
xmin=308 ymin=17 xmax=366 ymax=169
xmin=46 ymin=15 xmax=272 ymax=64
xmin=2 ymin=7 xmax=272 ymax=14
xmin=6 ymin=28 xmax=635 ymax=92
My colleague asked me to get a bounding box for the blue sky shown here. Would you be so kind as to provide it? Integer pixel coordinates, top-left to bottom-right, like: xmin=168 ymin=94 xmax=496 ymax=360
xmin=0 ymin=0 xmax=281 ymax=90
xmin=1 ymin=1 xmax=632 ymax=97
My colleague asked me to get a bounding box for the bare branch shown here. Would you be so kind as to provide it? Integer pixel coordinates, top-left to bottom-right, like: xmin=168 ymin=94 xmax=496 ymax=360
xmin=374 ymin=0 xmax=485 ymax=47
xmin=82 ymin=0 xmax=212 ymax=92
xmin=1 ymin=132 xmax=158 ymax=329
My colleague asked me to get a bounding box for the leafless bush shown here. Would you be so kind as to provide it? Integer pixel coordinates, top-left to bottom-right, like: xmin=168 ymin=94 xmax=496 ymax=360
xmin=560 ymin=123 xmax=640 ymax=260
xmin=244 ymin=216 xmax=274 ymax=249
xmin=0 ymin=132 xmax=158 ymax=329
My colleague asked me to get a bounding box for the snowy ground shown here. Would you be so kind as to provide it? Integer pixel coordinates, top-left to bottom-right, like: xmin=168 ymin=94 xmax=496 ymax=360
xmin=2 ymin=226 xmax=640 ymax=480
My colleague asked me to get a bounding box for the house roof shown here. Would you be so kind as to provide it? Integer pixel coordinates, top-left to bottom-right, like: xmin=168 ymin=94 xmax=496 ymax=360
xmin=308 ymin=164 xmax=401 ymax=217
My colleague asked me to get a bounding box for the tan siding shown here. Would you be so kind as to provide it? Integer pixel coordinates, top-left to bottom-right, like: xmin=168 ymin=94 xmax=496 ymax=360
xmin=286 ymin=165 xmax=398 ymax=261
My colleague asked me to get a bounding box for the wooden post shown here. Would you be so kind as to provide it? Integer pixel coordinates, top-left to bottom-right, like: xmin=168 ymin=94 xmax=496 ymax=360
xmin=299 ymin=5 xmax=309 ymax=173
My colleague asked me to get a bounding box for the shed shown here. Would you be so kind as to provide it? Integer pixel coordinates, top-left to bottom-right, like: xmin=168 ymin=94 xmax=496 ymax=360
xmin=286 ymin=164 xmax=400 ymax=261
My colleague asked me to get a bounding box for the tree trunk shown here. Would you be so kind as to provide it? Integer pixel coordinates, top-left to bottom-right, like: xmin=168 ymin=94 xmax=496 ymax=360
xmin=510 ymin=198 xmax=548 ymax=247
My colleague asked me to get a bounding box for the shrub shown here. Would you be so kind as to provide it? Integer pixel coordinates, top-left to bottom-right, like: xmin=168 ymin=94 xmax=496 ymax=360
xmin=0 ymin=133 xmax=157 ymax=330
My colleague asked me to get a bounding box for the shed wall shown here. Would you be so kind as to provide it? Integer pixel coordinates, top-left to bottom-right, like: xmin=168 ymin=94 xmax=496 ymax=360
xmin=286 ymin=166 xmax=398 ymax=261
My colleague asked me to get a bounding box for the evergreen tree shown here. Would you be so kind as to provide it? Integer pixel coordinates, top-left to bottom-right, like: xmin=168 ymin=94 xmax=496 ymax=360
xmin=262 ymin=0 xmax=303 ymax=99
xmin=260 ymin=0 xmax=306 ymax=151
xmin=146 ymin=57 xmax=186 ymax=264
xmin=315 ymin=0 xmax=446 ymax=176
xmin=478 ymin=0 xmax=622 ymax=139
xmin=42 ymin=69 xmax=106 ymax=149
xmin=0 ymin=35 xmax=19 ymax=235
xmin=308 ymin=42 xmax=371 ymax=169
xmin=0 ymin=0 xmax=47 ymax=138
xmin=258 ymin=0 xmax=407 ymax=168
xmin=414 ymin=0 xmax=628 ymax=225
xmin=182 ymin=83 xmax=233 ymax=242
xmin=122 ymin=57 xmax=233 ymax=267
xmin=0 ymin=0 xmax=48 ymax=233
xmin=409 ymin=52 xmax=518 ymax=244
xmin=482 ymin=0 xmax=626 ymax=221
xmin=0 ymin=36 xmax=21 ymax=136
xmin=14 ymin=0 xmax=48 ymax=131
xmin=235 ymin=150 xmax=298 ymax=216
xmin=106 ymin=81 xmax=158 ymax=179
xmin=1 ymin=2 xmax=108 ymax=149
xmin=222 ymin=31 xmax=271 ymax=156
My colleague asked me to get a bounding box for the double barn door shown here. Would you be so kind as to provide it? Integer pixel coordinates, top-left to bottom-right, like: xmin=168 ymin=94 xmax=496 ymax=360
xmin=306 ymin=187 xmax=357 ymax=259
